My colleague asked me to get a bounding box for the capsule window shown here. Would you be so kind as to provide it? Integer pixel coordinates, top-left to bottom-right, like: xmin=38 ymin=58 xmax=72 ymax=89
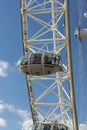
xmin=51 ymin=54 xmax=56 ymax=65
xmin=30 ymin=53 xmax=42 ymax=64
xmin=20 ymin=56 xmax=28 ymax=66
xmin=44 ymin=53 xmax=52 ymax=64
xmin=43 ymin=125 xmax=51 ymax=130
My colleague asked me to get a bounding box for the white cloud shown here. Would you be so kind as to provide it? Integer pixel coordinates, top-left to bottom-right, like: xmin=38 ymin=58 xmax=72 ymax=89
xmin=0 ymin=100 xmax=32 ymax=129
xmin=16 ymin=109 xmax=30 ymax=120
xmin=79 ymin=124 xmax=87 ymax=130
xmin=0 ymin=104 xmax=5 ymax=113
xmin=0 ymin=60 xmax=9 ymax=77
xmin=0 ymin=117 xmax=7 ymax=127
xmin=4 ymin=103 xmax=30 ymax=120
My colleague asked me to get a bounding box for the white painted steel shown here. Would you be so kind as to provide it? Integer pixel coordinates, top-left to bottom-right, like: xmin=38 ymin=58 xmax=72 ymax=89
xmin=20 ymin=0 xmax=78 ymax=130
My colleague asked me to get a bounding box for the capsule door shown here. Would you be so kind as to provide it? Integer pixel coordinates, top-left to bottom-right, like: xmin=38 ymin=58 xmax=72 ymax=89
xmin=29 ymin=53 xmax=43 ymax=75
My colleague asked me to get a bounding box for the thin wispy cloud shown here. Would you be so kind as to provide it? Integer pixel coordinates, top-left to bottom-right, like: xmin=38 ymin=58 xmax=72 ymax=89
xmin=0 ymin=104 xmax=5 ymax=113
xmin=0 ymin=100 xmax=32 ymax=129
xmin=0 ymin=60 xmax=9 ymax=77
xmin=16 ymin=109 xmax=30 ymax=120
xmin=3 ymin=103 xmax=30 ymax=120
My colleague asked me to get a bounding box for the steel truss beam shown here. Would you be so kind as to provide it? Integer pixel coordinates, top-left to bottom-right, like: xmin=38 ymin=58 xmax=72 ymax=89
xmin=21 ymin=0 xmax=78 ymax=130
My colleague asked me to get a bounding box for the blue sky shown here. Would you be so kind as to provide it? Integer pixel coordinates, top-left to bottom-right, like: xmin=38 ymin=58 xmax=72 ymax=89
xmin=0 ymin=0 xmax=87 ymax=130
xmin=0 ymin=1 xmax=32 ymax=130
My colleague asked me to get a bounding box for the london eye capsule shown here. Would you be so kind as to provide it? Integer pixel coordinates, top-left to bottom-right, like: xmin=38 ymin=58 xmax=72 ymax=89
xmin=18 ymin=52 xmax=63 ymax=75
xmin=33 ymin=123 xmax=68 ymax=130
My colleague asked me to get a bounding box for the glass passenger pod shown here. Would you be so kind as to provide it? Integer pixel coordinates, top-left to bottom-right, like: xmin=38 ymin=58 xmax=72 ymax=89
xmin=33 ymin=123 xmax=68 ymax=130
xmin=18 ymin=52 xmax=63 ymax=75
